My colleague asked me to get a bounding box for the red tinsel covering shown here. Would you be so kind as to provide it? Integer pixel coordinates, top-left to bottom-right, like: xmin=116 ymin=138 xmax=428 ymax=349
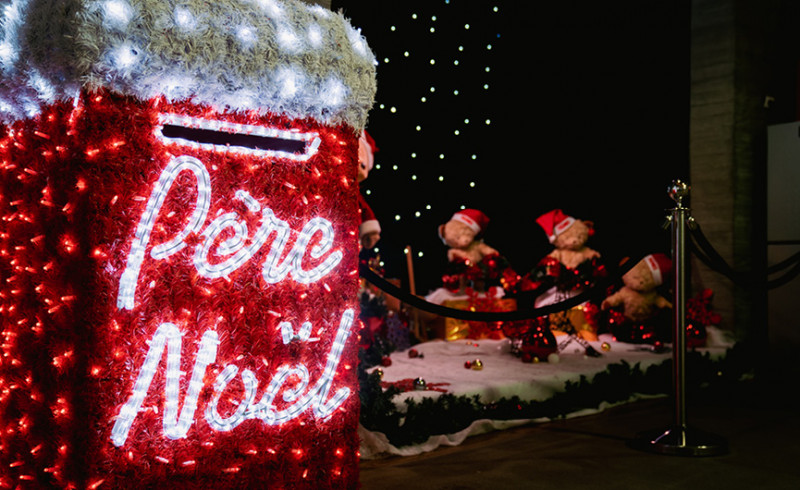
xmin=516 ymin=255 xmax=607 ymax=295
xmin=441 ymin=252 xmax=515 ymax=293
xmin=463 ymin=287 xmax=512 ymax=340
xmin=600 ymin=289 xmax=719 ymax=346
xmin=685 ymin=288 xmax=718 ymax=348
xmin=0 ymin=90 xmax=361 ymax=489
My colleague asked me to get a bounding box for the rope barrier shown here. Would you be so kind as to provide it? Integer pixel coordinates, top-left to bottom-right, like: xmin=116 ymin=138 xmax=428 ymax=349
xmin=766 ymin=249 xmax=800 ymax=275
xmin=687 ymin=219 xmax=800 ymax=290
xmin=359 ymin=256 xmax=638 ymax=323
xmin=359 ymin=204 xmax=797 ymax=323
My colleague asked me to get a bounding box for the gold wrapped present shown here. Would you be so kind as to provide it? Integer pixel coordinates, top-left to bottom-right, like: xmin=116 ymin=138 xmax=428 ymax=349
xmin=548 ymin=304 xmax=598 ymax=341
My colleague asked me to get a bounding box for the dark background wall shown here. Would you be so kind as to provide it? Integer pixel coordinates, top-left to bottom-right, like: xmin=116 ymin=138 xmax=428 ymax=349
xmin=334 ymin=1 xmax=691 ymax=294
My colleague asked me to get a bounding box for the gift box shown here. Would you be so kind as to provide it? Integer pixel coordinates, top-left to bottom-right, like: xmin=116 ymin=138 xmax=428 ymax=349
xmin=0 ymin=1 xmax=375 ymax=488
xmin=439 ymin=298 xmax=514 ymax=341
xmin=547 ymin=304 xmax=599 ymax=341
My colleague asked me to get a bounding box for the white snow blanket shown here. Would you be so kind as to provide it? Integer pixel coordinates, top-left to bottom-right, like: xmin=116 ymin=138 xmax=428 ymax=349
xmin=359 ymin=327 xmax=734 ymax=459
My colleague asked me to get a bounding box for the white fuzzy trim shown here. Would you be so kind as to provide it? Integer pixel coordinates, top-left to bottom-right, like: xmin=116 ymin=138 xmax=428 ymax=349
xmin=360 ymin=219 xmax=380 ymax=237
xmin=549 ymin=216 xmax=576 ymax=243
xmin=0 ymin=0 xmax=376 ymax=129
xmin=644 ymin=254 xmax=663 ymax=286
xmin=452 ymin=212 xmax=481 ymax=234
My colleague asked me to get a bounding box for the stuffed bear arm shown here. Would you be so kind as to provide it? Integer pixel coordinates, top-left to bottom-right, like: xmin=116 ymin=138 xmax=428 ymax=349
xmin=601 ymin=290 xmax=625 ymax=310
xmin=478 ymin=242 xmax=498 ymax=257
xmin=550 ymin=247 xmax=601 ymax=270
xmin=655 ymin=295 xmax=673 ymax=309
xmin=447 ymin=247 xmax=469 ymax=262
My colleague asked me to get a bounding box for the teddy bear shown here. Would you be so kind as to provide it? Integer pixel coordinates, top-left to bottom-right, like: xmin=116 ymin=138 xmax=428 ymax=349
xmin=427 ymin=209 xmax=517 ymax=340
xmin=357 ymin=130 xmax=381 ymax=250
xmin=600 ymin=253 xmax=673 ymax=344
xmin=438 ymin=209 xmax=499 ymax=266
xmin=532 ymin=209 xmax=604 ymax=298
xmin=537 ymin=209 xmax=601 ymax=271
xmin=506 ymin=209 xmax=606 ymax=343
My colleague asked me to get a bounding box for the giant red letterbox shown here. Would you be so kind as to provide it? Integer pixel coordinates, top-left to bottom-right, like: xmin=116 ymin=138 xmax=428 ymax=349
xmin=0 ymin=1 xmax=376 ymax=488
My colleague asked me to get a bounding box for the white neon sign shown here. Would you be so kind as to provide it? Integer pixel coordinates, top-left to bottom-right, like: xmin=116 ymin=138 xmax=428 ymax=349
xmin=110 ymin=323 xmax=220 ymax=446
xmin=116 ymin=154 xmax=342 ymax=310
xmin=111 ymin=310 xmax=354 ymax=446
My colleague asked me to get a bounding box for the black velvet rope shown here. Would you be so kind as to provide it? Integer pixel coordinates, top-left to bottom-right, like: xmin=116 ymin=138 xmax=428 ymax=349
xmin=358 ymin=217 xmax=800 ymax=324
xmin=358 ymin=257 xmax=638 ymax=322
xmin=687 ymin=220 xmax=800 ymax=290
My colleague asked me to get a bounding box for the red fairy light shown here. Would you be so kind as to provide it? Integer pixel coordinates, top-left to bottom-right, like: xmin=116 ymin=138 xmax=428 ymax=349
xmin=87 ymin=479 xmax=105 ymax=490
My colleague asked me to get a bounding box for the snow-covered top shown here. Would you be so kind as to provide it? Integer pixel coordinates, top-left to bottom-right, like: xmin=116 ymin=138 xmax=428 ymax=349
xmin=0 ymin=0 xmax=377 ymax=129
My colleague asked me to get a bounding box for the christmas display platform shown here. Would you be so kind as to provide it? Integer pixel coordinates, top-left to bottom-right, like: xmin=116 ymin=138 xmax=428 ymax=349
xmin=358 ymin=327 xmax=735 ymax=459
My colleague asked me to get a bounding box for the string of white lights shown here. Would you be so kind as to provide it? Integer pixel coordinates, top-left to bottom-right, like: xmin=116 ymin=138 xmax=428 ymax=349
xmin=205 ymin=365 xmax=258 ymax=432
xmin=119 ymin=153 xmax=343 ymax=306
xmin=111 ymin=310 xmax=354 ymax=445
xmin=110 ymin=323 xmax=220 ymax=446
xmin=245 ymin=309 xmax=354 ymax=425
xmin=280 ymin=320 xmax=312 ymax=344
xmin=117 ymin=155 xmax=211 ymax=310
xmin=311 ymin=309 xmax=354 ymax=419
xmin=262 ymin=217 xmax=342 ymax=285
xmin=194 ymin=211 xmax=264 ymax=279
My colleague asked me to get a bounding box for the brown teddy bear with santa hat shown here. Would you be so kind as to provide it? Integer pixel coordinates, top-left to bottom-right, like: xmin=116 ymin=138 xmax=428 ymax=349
xmin=438 ymin=209 xmax=499 ymax=265
xmin=529 ymin=209 xmax=604 ymax=307
xmin=601 ymin=253 xmax=673 ymax=343
xmin=511 ymin=209 xmax=606 ymax=342
xmin=537 ymin=209 xmax=601 ymax=270
xmin=358 ymin=130 xmax=381 ymax=249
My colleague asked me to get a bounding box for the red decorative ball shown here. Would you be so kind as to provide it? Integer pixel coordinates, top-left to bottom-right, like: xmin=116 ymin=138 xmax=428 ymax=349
xmin=408 ymin=348 xmax=419 ymax=358
xmin=381 ymin=355 xmax=392 ymax=366
xmin=464 ymin=360 xmax=472 ymax=369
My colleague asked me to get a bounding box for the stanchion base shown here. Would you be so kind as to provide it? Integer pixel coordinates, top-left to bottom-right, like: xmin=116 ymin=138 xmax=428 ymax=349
xmin=629 ymin=425 xmax=728 ymax=457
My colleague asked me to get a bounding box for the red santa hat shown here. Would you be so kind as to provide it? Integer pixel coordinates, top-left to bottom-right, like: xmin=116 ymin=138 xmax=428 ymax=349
xmin=450 ymin=209 xmax=489 ymax=235
xmin=643 ymin=253 xmax=672 ymax=286
xmin=358 ymin=130 xmax=379 ymax=171
xmin=536 ymin=209 xmax=577 ymax=243
xmin=359 ymin=194 xmax=380 ymax=238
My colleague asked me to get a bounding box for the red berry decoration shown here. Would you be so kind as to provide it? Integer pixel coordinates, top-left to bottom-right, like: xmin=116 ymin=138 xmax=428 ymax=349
xmin=381 ymin=355 xmax=392 ymax=366
xmin=408 ymin=348 xmax=419 ymax=358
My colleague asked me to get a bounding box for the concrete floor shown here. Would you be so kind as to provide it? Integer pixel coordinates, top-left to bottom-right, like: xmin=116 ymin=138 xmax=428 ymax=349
xmin=360 ymin=375 xmax=800 ymax=489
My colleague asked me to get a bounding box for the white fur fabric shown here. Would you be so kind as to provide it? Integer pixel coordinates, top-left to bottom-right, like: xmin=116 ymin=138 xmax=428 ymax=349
xmin=0 ymin=0 xmax=376 ymax=129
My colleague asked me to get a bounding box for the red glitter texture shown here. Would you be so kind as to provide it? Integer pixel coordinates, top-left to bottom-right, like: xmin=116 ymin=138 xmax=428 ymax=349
xmin=0 ymin=89 xmax=361 ymax=489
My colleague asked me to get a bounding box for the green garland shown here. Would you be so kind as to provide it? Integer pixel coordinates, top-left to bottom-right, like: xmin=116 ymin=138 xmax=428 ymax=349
xmin=359 ymin=343 xmax=750 ymax=448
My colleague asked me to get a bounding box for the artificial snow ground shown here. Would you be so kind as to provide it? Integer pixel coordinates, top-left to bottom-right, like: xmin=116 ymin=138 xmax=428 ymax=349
xmin=359 ymin=327 xmax=734 ymax=459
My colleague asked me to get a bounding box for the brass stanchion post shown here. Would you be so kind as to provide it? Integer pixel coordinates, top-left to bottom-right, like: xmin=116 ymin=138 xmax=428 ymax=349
xmin=631 ymin=180 xmax=728 ymax=456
